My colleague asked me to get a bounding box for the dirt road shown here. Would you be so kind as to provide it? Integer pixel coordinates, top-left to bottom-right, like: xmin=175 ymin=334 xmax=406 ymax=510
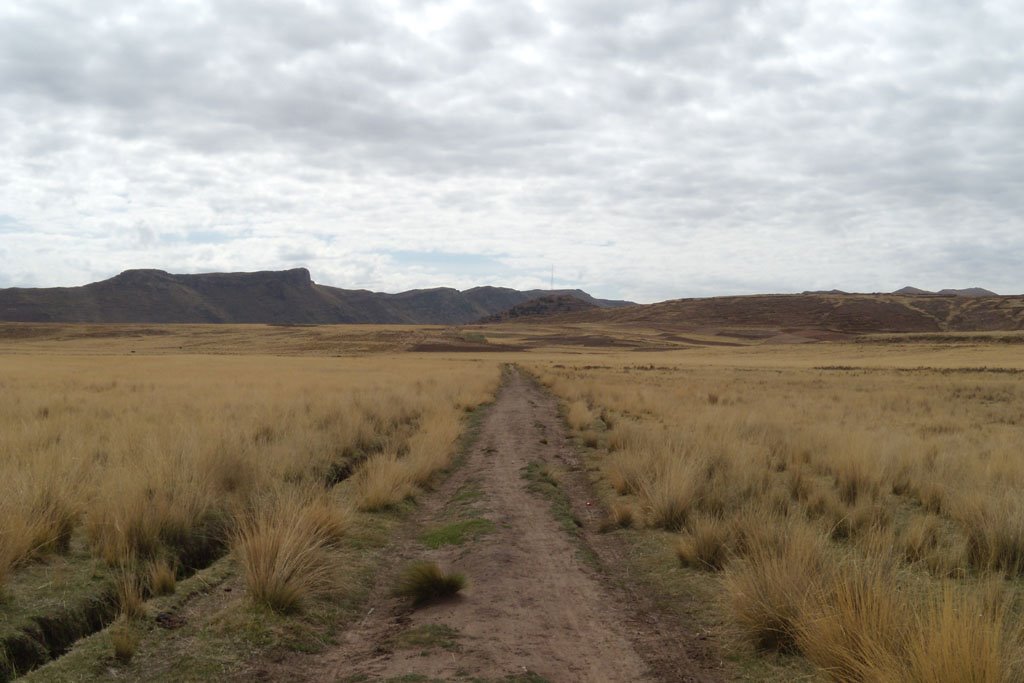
xmin=302 ymin=366 xmax=714 ymax=682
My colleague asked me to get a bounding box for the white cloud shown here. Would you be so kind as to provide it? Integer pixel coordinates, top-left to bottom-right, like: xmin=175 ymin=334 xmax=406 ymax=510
xmin=0 ymin=0 xmax=1021 ymax=301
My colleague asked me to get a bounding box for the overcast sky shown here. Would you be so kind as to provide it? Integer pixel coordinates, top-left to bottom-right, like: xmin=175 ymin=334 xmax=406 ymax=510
xmin=0 ymin=0 xmax=1021 ymax=302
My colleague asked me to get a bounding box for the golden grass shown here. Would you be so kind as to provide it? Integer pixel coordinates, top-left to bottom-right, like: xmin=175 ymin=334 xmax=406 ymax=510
xmin=529 ymin=350 xmax=1024 ymax=678
xmin=0 ymin=354 xmax=499 ymax=603
xmin=676 ymin=515 xmax=730 ymax=571
xmin=723 ymin=523 xmax=830 ymax=652
xmin=232 ymin=488 xmax=352 ymax=613
xmin=146 ymin=557 xmax=177 ymax=596
xmin=352 ymin=453 xmax=416 ymax=512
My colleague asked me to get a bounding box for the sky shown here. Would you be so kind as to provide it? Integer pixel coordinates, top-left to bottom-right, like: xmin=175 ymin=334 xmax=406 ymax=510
xmin=0 ymin=0 xmax=1021 ymax=303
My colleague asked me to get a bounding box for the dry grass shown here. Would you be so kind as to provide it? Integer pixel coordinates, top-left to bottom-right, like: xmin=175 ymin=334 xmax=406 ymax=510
xmin=676 ymin=516 xmax=730 ymax=571
xmin=795 ymin=560 xmax=912 ymax=679
xmin=531 ymin=349 xmax=1024 ymax=679
xmin=601 ymin=502 xmax=638 ymax=531
xmin=352 ymin=453 xmax=416 ymax=512
xmin=147 ymin=557 xmax=177 ymax=596
xmin=0 ymin=353 xmax=499 ymax=608
xmin=232 ymin=488 xmax=353 ymax=613
xmin=116 ymin=560 xmax=146 ymax=620
xmin=723 ymin=523 xmax=830 ymax=652
xmin=110 ymin=621 xmax=140 ymax=664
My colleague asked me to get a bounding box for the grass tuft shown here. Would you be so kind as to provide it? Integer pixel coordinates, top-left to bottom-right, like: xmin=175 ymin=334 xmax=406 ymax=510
xmin=147 ymin=557 xmax=177 ymax=596
xmin=395 ymin=561 xmax=466 ymax=606
xmin=233 ymin=489 xmax=349 ymax=613
xmin=676 ymin=516 xmax=731 ymax=571
xmin=723 ymin=522 xmax=830 ymax=652
xmin=111 ymin=621 xmax=140 ymax=663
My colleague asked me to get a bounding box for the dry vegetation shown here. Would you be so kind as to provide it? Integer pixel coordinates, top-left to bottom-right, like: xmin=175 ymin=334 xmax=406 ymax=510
xmin=0 ymin=352 xmax=498 ymax=675
xmin=530 ymin=355 xmax=1024 ymax=680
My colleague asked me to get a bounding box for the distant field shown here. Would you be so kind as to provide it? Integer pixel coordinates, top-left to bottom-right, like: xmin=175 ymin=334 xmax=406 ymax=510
xmin=2 ymin=324 xmax=1024 ymax=680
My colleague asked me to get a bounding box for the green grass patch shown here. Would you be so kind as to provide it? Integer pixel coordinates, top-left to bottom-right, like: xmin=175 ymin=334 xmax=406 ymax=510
xmin=521 ymin=462 xmax=581 ymax=539
xmin=450 ymin=483 xmax=484 ymax=508
xmin=421 ymin=518 xmax=495 ymax=549
xmin=389 ymin=623 xmax=460 ymax=652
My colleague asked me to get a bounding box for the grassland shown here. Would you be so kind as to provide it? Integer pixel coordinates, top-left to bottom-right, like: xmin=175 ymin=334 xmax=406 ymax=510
xmin=527 ymin=350 xmax=1024 ymax=680
xmin=0 ymin=349 xmax=499 ymax=679
xmin=3 ymin=321 xmax=1024 ymax=680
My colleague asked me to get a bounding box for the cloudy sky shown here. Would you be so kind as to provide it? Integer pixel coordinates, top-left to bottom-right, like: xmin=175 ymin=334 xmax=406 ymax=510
xmin=1 ymin=0 xmax=1021 ymax=302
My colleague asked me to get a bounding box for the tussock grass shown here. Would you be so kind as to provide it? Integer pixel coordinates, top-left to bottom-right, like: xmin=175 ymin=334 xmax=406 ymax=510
xmin=116 ymin=561 xmax=145 ymax=620
xmin=957 ymin=495 xmax=1024 ymax=577
xmin=639 ymin=455 xmax=706 ymax=531
xmin=147 ymin=557 xmax=177 ymax=596
xmin=795 ymin=560 xmax=911 ymax=679
xmin=0 ymin=354 xmax=499 ymax=597
xmin=232 ymin=488 xmax=352 ymax=613
xmin=565 ymin=400 xmax=595 ymax=431
xmin=352 ymin=453 xmax=416 ymax=512
xmin=723 ymin=522 xmax=830 ymax=652
xmin=532 ymin=354 xmax=1024 ymax=679
xmin=600 ymin=502 xmax=638 ymax=531
xmin=111 ymin=621 xmax=140 ymax=664
xmin=676 ymin=516 xmax=731 ymax=571
xmin=395 ymin=561 xmax=466 ymax=606
xmin=903 ymin=585 xmax=1017 ymax=682
xmin=901 ymin=513 xmax=942 ymax=564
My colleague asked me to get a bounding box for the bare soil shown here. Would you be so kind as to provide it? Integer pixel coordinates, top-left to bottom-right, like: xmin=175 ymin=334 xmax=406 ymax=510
xmin=286 ymin=367 xmax=720 ymax=682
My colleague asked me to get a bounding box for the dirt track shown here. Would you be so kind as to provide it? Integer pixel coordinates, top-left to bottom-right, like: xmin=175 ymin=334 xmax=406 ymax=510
xmin=299 ymin=366 xmax=716 ymax=682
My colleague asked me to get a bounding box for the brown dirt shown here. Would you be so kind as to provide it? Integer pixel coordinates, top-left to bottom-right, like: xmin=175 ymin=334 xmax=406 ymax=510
xmin=286 ymin=367 xmax=719 ymax=682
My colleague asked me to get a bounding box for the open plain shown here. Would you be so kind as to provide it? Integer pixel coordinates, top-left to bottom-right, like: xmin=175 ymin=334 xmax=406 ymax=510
xmin=2 ymin=321 xmax=1024 ymax=681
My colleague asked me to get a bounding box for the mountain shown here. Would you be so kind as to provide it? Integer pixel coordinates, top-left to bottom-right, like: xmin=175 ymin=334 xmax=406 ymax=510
xmin=543 ymin=292 xmax=1024 ymax=336
xmin=0 ymin=268 xmax=632 ymax=324
xmin=937 ymin=287 xmax=999 ymax=297
xmin=478 ymin=294 xmax=599 ymax=323
xmin=893 ymin=286 xmax=999 ymax=297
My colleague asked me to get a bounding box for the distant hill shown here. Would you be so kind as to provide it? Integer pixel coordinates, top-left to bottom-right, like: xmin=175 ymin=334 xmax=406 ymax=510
xmin=893 ymin=286 xmax=999 ymax=297
xmin=0 ymin=268 xmax=633 ymax=324
xmin=543 ymin=292 xmax=1024 ymax=338
xmin=478 ymin=294 xmax=599 ymax=323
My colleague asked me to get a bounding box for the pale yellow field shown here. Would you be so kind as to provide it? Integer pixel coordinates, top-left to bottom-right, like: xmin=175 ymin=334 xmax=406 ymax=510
xmin=4 ymin=323 xmax=1024 ymax=680
xmin=526 ymin=350 xmax=1024 ymax=680
xmin=0 ymin=353 xmax=500 ymax=608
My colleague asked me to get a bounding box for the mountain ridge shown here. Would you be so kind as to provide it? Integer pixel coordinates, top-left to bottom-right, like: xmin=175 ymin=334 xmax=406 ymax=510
xmin=541 ymin=291 xmax=1024 ymax=336
xmin=0 ymin=268 xmax=632 ymax=325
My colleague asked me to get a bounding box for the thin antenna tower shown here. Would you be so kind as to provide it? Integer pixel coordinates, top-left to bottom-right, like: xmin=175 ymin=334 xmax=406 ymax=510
xmin=550 ymin=265 xmax=554 ymax=291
